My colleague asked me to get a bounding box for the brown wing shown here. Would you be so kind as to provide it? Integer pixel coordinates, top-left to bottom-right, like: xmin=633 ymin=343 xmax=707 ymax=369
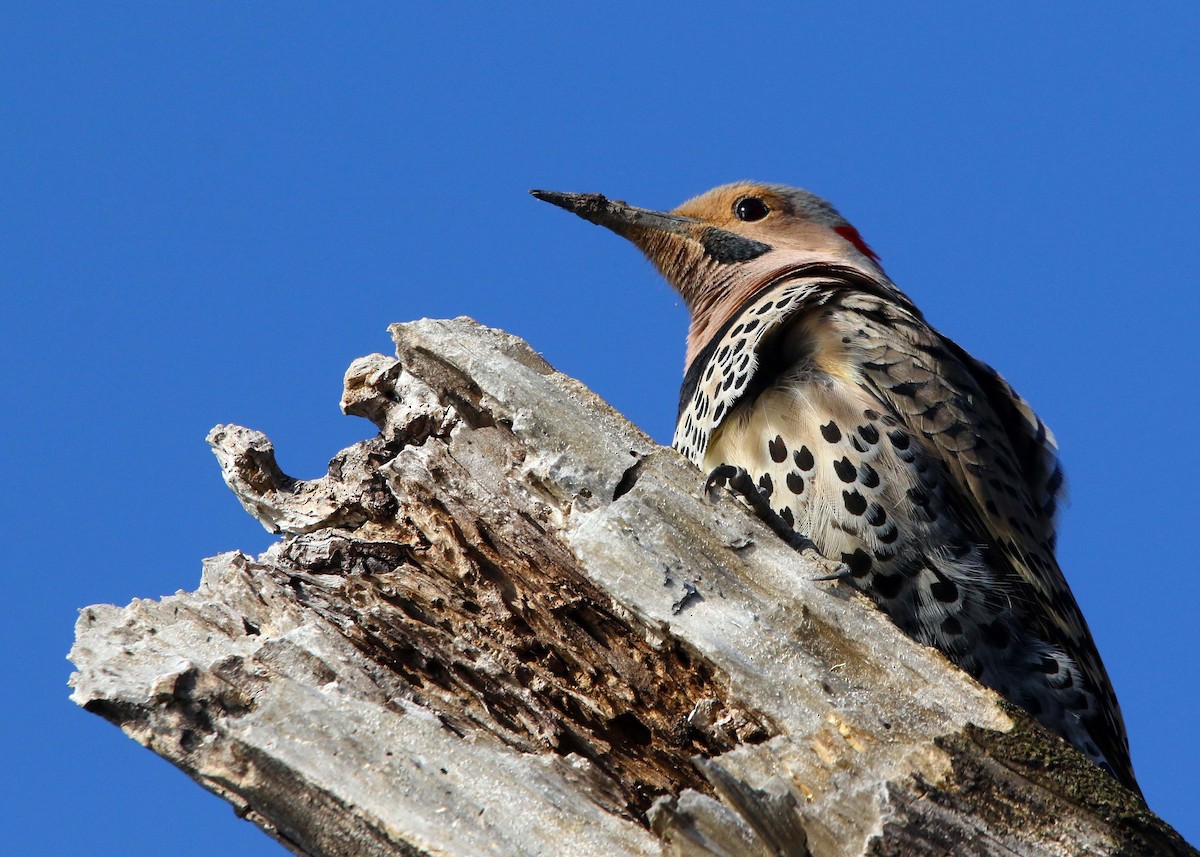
xmin=831 ymin=289 xmax=1136 ymax=789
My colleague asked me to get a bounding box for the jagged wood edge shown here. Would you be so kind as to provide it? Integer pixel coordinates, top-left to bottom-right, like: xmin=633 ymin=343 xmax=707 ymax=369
xmin=69 ymin=317 xmax=1193 ymax=857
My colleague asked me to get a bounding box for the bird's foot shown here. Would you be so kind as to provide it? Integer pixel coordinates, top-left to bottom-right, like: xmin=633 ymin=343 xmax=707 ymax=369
xmin=704 ymin=464 xmax=850 ymax=582
xmin=805 ymin=551 xmax=852 ymax=582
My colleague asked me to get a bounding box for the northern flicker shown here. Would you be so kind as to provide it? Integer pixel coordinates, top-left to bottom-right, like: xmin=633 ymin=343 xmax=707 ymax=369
xmin=532 ymin=183 xmax=1140 ymax=794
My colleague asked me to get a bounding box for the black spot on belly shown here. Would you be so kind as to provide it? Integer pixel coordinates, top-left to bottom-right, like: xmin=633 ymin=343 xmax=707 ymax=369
xmin=1038 ymin=656 xmax=1059 ymax=675
xmin=888 ymin=429 xmax=910 ymax=450
xmin=768 ymin=435 xmax=788 ymax=462
xmin=786 ymin=471 xmax=805 ymax=495
xmin=758 ymin=473 xmax=773 ymax=498
xmin=941 ymin=615 xmax=963 ymax=636
xmin=820 ymin=421 xmax=842 ymax=443
xmin=843 ymin=489 xmax=867 ymax=515
xmin=834 ymin=456 xmax=856 ymax=483
xmin=865 ymin=503 xmax=887 ymax=527
xmin=780 ymin=507 xmax=795 ymax=528
xmin=873 ymin=572 xmax=904 ymax=599
xmin=859 ymin=464 xmax=880 ymax=488
xmin=841 ymin=548 xmax=872 ymax=578
xmin=858 ymin=423 xmax=880 ymax=445
xmin=877 ymin=523 xmax=899 ymax=544
xmin=794 ymin=446 xmax=814 ymax=470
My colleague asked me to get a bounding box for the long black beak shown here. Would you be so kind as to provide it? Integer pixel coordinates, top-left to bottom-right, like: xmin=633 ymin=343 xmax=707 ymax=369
xmin=531 ymin=189 xmax=771 ymax=264
xmin=529 ymin=190 xmax=700 ymax=240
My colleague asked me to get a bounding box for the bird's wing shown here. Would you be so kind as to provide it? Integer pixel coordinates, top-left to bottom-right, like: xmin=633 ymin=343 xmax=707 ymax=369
xmin=833 ymin=291 xmax=1068 ymax=613
xmin=832 ymin=288 xmax=1135 ymax=787
xmin=941 ymin=338 xmax=1067 ymax=539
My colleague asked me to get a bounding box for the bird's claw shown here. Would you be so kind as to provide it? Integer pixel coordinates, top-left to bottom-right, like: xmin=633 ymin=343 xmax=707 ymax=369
xmin=705 ymin=464 xmax=773 ymax=517
xmin=703 ymin=464 xmax=748 ymax=503
xmin=808 ymin=558 xmax=852 ymax=582
xmin=784 ymin=532 xmax=850 ymax=582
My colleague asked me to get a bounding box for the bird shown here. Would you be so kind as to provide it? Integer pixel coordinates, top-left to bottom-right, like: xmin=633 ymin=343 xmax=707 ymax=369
xmin=531 ymin=182 xmax=1140 ymax=795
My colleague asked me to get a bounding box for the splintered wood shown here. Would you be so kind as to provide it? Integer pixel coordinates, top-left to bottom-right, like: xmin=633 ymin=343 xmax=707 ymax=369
xmin=70 ymin=318 xmax=1192 ymax=857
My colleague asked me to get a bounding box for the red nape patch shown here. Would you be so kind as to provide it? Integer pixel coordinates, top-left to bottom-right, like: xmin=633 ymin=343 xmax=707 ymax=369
xmin=833 ymin=225 xmax=881 ymax=264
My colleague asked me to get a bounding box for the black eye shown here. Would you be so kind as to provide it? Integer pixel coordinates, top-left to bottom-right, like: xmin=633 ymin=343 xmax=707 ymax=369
xmin=734 ymin=197 xmax=770 ymax=222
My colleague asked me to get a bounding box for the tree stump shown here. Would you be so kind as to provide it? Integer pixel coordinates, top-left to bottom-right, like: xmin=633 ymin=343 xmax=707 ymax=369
xmin=69 ymin=318 xmax=1195 ymax=856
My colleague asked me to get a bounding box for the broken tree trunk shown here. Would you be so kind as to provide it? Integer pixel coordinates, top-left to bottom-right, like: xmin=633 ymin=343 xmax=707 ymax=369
xmin=69 ymin=318 xmax=1194 ymax=857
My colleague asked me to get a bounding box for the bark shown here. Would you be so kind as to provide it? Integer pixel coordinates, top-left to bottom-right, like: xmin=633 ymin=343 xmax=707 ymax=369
xmin=69 ymin=317 xmax=1194 ymax=857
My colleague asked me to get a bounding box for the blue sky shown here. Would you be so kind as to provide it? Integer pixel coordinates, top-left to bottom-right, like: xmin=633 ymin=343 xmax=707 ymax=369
xmin=4 ymin=5 xmax=1198 ymax=853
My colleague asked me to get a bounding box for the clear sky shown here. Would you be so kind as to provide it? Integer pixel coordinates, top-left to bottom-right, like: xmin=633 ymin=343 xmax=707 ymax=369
xmin=4 ymin=5 xmax=1198 ymax=853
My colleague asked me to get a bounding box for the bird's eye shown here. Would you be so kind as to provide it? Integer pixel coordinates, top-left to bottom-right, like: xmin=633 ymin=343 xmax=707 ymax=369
xmin=734 ymin=197 xmax=770 ymax=222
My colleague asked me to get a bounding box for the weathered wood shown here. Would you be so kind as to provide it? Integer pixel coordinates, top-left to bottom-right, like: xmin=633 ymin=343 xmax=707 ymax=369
xmin=69 ymin=317 xmax=1195 ymax=856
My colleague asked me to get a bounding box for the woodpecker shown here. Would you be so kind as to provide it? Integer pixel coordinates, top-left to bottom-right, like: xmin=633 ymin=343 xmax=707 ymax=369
xmin=532 ymin=183 xmax=1139 ymax=794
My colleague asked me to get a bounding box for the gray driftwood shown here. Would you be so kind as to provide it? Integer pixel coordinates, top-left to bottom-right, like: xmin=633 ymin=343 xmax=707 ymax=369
xmin=69 ymin=318 xmax=1193 ymax=856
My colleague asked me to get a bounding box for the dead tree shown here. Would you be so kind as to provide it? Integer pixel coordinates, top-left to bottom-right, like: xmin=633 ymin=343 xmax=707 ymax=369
xmin=70 ymin=318 xmax=1195 ymax=857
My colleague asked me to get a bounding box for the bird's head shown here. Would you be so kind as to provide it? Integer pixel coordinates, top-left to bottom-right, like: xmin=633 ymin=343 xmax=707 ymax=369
xmin=532 ymin=181 xmax=886 ymax=365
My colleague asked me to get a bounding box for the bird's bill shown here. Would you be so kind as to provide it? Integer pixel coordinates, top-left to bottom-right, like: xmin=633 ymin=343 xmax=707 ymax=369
xmin=530 ymin=189 xmax=771 ymax=264
xmin=529 ymin=190 xmax=699 ymax=240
